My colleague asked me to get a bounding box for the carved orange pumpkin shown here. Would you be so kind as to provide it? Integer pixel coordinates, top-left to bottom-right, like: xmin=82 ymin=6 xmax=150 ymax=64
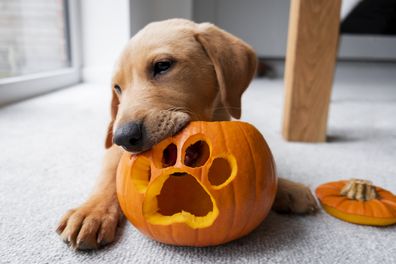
xmin=116 ymin=121 xmax=277 ymax=246
xmin=316 ymin=179 xmax=396 ymax=226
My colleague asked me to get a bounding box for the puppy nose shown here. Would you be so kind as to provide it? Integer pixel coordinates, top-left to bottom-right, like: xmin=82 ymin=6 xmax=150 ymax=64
xmin=113 ymin=122 xmax=143 ymax=149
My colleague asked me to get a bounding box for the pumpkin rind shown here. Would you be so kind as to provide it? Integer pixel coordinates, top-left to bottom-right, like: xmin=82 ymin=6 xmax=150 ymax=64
xmin=116 ymin=121 xmax=277 ymax=246
xmin=316 ymin=180 xmax=396 ymax=226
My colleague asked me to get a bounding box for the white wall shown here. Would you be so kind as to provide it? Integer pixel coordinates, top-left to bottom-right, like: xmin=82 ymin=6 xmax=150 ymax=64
xmin=81 ymin=0 xmax=130 ymax=83
xmin=81 ymin=0 xmax=192 ymax=83
xmin=194 ymin=0 xmax=396 ymax=60
xmin=130 ymin=0 xmax=192 ymax=35
xmin=80 ymin=0 xmax=396 ymax=83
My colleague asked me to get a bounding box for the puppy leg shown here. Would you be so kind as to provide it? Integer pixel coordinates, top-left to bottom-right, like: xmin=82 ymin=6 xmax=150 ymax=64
xmin=56 ymin=145 xmax=123 ymax=250
xmin=272 ymin=178 xmax=319 ymax=214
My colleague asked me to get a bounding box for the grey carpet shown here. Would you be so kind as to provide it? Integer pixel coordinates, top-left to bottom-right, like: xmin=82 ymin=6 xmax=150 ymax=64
xmin=1 ymin=74 xmax=396 ymax=263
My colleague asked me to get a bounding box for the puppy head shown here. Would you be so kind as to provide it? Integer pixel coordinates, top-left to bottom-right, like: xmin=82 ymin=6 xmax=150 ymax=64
xmin=106 ymin=19 xmax=257 ymax=153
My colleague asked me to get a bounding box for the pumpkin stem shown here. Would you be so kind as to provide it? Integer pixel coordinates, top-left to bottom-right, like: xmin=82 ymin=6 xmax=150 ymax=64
xmin=340 ymin=179 xmax=377 ymax=201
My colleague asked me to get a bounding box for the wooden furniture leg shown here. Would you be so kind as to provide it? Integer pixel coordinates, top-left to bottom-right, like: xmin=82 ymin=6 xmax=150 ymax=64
xmin=282 ymin=0 xmax=341 ymax=142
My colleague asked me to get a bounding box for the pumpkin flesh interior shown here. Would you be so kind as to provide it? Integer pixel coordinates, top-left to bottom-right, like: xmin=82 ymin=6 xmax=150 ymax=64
xmin=130 ymin=156 xmax=151 ymax=193
xmin=143 ymin=172 xmax=219 ymax=229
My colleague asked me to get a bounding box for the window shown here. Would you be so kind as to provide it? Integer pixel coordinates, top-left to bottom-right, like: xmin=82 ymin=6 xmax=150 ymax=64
xmin=0 ymin=0 xmax=81 ymax=106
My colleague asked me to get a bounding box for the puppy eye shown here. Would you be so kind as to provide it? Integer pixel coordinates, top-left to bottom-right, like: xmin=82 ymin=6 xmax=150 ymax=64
xmin=153 ymin=60 xmax=173 ymax=77
xmin=114 ymin=85 xmax=122 ymax=94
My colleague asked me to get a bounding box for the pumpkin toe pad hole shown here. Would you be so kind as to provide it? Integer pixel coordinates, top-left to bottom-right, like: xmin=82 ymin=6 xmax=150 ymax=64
xmin=208 ymin=157 xmax=233 ymax=187
xmin=184 ymin=140 xmax=210 ymax=167
xmin=162 ymin=143 xmax=177 ymax=168
xmin=157 ymin=173 xmax=213 ymax=217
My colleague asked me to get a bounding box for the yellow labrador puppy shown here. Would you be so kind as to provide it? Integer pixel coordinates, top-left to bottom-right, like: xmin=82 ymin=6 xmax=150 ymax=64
xmin=57 ymin=19 xmax=318 ymax=250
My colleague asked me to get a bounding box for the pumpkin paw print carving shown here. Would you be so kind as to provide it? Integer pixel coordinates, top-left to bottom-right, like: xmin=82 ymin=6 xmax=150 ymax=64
xmin=116 ymin=121 xmax=277 ymax=246
xmin=126 ymin=134 xmax=237 ymax=228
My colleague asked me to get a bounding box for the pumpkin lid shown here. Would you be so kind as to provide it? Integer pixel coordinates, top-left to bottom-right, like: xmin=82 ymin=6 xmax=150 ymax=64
xmin=316 ymin=179 xmax=396 ymax=219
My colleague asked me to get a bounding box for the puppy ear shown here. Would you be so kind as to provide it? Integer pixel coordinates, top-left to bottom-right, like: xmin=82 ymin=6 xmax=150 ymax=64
xmin=195 ymin=23 xmax=257 ymax=119
xmin=105 ymin=89 xmax=119 ymax=148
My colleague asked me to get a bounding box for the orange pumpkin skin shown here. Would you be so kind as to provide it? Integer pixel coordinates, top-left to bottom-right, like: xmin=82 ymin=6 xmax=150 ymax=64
xmin=116 ymin=121 xmax=277 ymax=246
xmin=316 ymin=180 xmax=396 ymax=226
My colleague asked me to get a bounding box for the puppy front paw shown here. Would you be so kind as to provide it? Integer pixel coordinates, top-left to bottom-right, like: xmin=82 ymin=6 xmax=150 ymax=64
xmin=56 ymin=196 xmax=121 ymax=250
xmin=272 ymin=178 xmax=319 ymax=214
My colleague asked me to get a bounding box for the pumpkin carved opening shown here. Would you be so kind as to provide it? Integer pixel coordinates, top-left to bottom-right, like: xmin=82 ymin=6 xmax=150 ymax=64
xmin=162 ymin=143 xmax=177 ymax=168
xmin=157 ymin=173 xmax=212 ymax=217
xmin=142 ymin=171 xmax=219 ymax=228
xmin=184 ymin=140 xmax=210 ymax=167
xmin=208 ymin=157 xmax=232 ymax=186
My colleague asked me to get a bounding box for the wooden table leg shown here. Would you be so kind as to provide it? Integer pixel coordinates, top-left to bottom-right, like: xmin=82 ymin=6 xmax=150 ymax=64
xmin=282 ymin=0 xmax=341 ymax=142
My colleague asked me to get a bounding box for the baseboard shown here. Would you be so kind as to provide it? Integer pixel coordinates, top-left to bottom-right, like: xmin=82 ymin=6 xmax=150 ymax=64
xmin=257 ymin=58 xmax=396 ymax=82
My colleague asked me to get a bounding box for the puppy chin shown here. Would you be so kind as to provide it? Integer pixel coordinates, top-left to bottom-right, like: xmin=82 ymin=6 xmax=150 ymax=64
xmin=136 ymin=110 xmax=191 ymax=154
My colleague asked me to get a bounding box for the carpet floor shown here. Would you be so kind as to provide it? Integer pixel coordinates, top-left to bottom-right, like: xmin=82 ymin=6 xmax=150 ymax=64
xmin=1 ymin=70 xmax=396 ymax=263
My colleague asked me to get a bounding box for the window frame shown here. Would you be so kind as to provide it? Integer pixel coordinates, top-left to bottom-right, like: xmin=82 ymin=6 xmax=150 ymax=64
xmin=0 ymin=0 xmax=82 ymax=107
